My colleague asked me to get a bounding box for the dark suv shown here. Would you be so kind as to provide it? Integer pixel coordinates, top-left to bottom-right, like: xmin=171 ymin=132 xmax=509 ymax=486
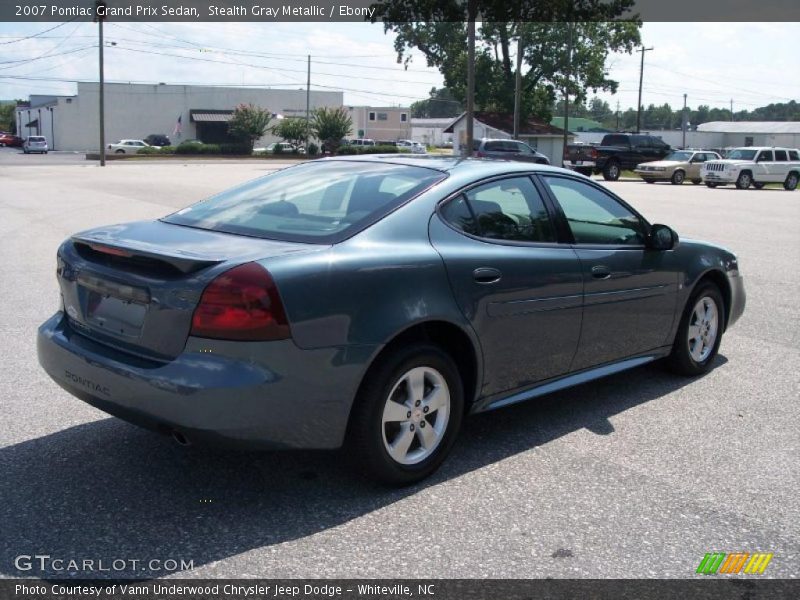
xmin=473 ymin=138 xmax=550 ymax=164
xmin=144 ymin=134 xmax=171 ymax=147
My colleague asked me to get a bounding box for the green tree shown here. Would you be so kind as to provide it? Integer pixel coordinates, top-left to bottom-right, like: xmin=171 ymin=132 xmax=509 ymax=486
xmin=272 ymin=117 xmax=309 ymax=151
xmin=0 ymin=102 xmax=17 ymax=133
xmin=227 ymin=103 xmax=272 ymax=153
xmin=373 ymin=1 xmax=640 ymax=121
xmin=410 ymin=87 xmax=462 ymax=118
xmin=311 ymin=107 xmax=352 ymax=155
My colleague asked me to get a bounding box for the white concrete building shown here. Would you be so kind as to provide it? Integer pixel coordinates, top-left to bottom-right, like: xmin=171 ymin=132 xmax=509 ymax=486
xmin=411 ymin=117 xmax=455 ymax=147
xmin=15 ymin=83 xmax=343 ymax=151
xmin=346 ymin=106 xmax=411 ymax=142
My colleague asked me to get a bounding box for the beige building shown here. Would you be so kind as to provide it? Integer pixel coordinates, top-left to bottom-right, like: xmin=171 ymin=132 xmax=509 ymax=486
xmin=347 ymin=106 xmax=411 ymax=142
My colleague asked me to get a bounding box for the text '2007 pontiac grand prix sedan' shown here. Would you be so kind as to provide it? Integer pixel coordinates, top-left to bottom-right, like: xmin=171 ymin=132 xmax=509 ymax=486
xmin=37 ymin=156 xmax=745 ymax=484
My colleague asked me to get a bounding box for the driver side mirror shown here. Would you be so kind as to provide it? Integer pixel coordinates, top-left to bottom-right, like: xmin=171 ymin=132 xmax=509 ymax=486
xmin=649 ymin=224 xmax=679 ymax=250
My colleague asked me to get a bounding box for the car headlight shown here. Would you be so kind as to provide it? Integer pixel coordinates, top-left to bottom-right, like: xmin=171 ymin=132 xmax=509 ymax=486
xmin=653 ymin=167 xmax=666 ymax=171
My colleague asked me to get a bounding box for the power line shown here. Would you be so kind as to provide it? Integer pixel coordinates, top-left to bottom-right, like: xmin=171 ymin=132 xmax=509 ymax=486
xmin=0 ymin=21 xmax=73 ymax=45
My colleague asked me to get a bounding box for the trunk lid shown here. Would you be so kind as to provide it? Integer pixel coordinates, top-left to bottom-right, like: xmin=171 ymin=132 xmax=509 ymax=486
xmin=58 ymin=220 xmax=322 ymax=360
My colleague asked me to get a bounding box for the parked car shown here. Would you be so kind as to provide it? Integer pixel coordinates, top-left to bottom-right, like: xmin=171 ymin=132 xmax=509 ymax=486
xmin=473 ymin=138 xmax=549 ymax=164
xmin=564 ymin=133 xmax=672 ymax=180
xmin=348 ymin=138 xmax=376 ymax=147
xmin=0 ymin=133 xmax=24 ymax=147
xmin=23 ymin=135 xmax=48 ymax=154
xmin=634 ymin=150 xmax=722 ymax=185
xmin=264 ymin=142 xmax=303 ymax=154
xmin=144 ymin=134 xmax=171 ymax=147
xmin=701 ymin=147 xmax=800 ymax=190
xmin=37 ymin=157 xmax=745 ymax=484
xmin=106 ymin=139 xmax=150 ymax=154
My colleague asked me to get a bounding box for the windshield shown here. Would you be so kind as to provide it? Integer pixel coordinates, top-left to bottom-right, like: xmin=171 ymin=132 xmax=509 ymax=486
xmin=163 ymin=161 xmax=446 ymax=243
xmin=726 ymin=149 xmax=757 ymax=160
xmin=665 ymin=151 xmax=692 ymax=161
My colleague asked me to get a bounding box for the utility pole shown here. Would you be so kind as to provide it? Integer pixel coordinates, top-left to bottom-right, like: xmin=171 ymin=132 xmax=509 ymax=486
xmin=95 ymin=0 xmax=106 ymax=166
xmin=562 ymin=22 xmax=573 ymax=159
xmin=513 ymin=35 xmax=522 ymax=140
xmin=305 ymin=54 xmax=310 ymax=150
xmin=463 ymin=5 xmax=476 ymax=157
xmin=616 ymin=100 xmax=620 ymax=131
xmin=682 ymin=93 xmax=687 ymax=148
xmin=636 ymin=45 xmax=653 ymax=134
xmin=730 ymin=99 xmax=734 ymax=121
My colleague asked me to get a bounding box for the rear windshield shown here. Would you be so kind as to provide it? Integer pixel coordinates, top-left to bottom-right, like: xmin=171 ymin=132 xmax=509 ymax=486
xmin=162 ymin=161 xmax=446 ymax=243
xmin=28 ymin=137 xmax=45 ymax=142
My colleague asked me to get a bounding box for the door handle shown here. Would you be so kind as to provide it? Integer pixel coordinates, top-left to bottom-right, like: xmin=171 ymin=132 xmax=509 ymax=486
xmin=591 ymin=265 xmax=612 ymax=279
xmin=473 ymin=267 xmax=502 ymax=284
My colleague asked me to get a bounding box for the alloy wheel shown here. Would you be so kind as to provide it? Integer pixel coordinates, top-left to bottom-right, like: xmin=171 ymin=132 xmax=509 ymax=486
xmin=381 ymin=366 xmax=450 ymax=465
xmin=687 ymin=296 xmax=719 ymax=363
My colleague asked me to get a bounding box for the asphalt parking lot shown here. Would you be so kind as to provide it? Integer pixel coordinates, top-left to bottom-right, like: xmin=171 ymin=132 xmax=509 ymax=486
xmin=0 ymin=151 xmax=798 ymax=579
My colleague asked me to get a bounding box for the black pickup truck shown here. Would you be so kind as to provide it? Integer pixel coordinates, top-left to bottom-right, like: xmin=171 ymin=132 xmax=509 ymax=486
xmin=563 ymin=133 xmax=672 ymax=181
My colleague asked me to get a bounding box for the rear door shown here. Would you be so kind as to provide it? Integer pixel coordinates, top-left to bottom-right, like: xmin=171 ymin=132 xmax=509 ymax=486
xmin=538 ymin=174 xmax=678 ymax=370
xmin=429 ymin=175 xmax=583 ymax=397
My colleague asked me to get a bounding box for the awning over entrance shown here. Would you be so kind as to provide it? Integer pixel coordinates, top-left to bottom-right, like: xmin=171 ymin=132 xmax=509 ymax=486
xmin=25 ymin=119 xmax=39 ymax=128
xmin=190 ymin=110 xmax=233 ymax=122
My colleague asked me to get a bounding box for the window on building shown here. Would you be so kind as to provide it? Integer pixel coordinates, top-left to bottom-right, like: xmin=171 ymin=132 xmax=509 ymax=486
xmin=400 ymin=113 xmax=408 ymax=122
xmin=744 ymin=136 xmax=754 ymax=147
xmin=377 ymin=112 xmax=388 ymax=121
xmin=368 ymin=112 xmax=376 ymax=121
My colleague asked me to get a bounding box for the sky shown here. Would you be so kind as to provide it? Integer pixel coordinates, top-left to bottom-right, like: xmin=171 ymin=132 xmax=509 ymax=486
xmin=0 ymin=21 xmax=797 ymax=115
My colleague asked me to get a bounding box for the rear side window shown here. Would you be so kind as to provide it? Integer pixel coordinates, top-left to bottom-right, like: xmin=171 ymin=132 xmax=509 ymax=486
xmin=774 ymin=150 xmax=788 ymax=161
xmin=441 ymin=177 xmax=555 ymax=243
xmin=789 ymin=150 xmax=799 ymax=160
xmin=603 ymin=135 xmax=629 ymax=146
xmin=163 ymin=161 xmax=446 ymax=243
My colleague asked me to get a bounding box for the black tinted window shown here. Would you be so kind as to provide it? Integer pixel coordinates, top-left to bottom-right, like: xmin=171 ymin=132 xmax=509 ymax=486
xmin=789 ymin=150 xmax=799 ymax=160
xmin=443 ymin=177 xmax=555 ymax=243
xmin=774 ymin=150 xmax=788 ymax=161
xmin=757 ymin=150 xmax=773 ymax=161
xmin=164 ymin=162 xmax=445 ymax=244
xmin=603 ymin=135 xmax=628 ymax=146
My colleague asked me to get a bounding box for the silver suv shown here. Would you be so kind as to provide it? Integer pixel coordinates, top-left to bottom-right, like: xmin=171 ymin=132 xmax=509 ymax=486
xmin=473 ymin=138 xmax=550 ymax=164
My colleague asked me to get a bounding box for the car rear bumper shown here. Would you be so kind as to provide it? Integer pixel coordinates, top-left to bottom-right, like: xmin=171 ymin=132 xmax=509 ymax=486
xmin=37 ymin=313 xmax=374 ymax=449
xmin=563 ymin=160 xmax=596 ymax=171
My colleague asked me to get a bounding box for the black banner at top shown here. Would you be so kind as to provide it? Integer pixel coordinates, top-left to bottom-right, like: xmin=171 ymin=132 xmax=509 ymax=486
xmin=2 ymin=0 xmax=799 ymax=22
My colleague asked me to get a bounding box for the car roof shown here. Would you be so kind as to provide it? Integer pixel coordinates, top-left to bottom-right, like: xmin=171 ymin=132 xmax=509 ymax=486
xmin=317 ymin=154 xmax=564 ymax=177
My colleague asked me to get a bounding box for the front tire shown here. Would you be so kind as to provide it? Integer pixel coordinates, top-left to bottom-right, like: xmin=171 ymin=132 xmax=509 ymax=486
xmin=735 ymin=171 xmax=752 ymax=189
xmin=602 ymin=161 xmax=621 ymax=181
xmin=349 ymin=344 xmax=464 ymax=485
xmin=705 ymin=182 xmax=718 ymax=188
xmin=115 ymin=149 xmax=125 ymax=154
xmin=668 ymin=283 xmax=724 ymax=376
xmin=671 ymin=170 xmax=685 ymax=185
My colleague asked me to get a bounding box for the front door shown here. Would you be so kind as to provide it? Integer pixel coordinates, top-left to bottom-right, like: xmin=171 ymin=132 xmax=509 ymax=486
xmin=429 ymin=175 xmax=584 ymax=397
xmin=538 ymin=174 xmax=679 ymax=370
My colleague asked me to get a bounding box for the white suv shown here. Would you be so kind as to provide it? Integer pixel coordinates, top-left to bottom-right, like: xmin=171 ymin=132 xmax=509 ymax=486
xmin=702 ymin=147 xmax=800 ymax=191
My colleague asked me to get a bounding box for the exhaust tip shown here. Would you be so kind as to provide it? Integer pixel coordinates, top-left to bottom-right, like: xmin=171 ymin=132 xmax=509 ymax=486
xmin=171 ymin=430 xmax=191 ymax=446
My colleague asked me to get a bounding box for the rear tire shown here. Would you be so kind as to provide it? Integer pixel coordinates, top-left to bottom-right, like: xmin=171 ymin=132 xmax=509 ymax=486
xmin=644 ymin=179 xmax=655 ymax=184
xmin=671 ymin=170 xmax=685 ymax=185
xmin=735 ymin=171 xmax=752 ymax=190
xmin=753 ymin=182 xmax=765 ymax=190
xmin=705 ymin=182 xmax=718 ymax=188
xmin=602 ymin=161 xmax=621 ymax=181
xmin=691 ymin=179 xmax=702 ymax=185
xmin=784 ymin=172 xmax=799 ymax=191
xmin=348 ymin=343 xmax=464 ymax=485
xmin=115 ymin=149 xmax=125 ymax=154
xmin=668 ymin=283 xmax=724 ymax=376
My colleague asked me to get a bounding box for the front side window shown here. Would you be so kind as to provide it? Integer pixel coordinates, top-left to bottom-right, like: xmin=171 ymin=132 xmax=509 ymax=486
xmin=542 ymin=176 xmax=646 ymax=246
xmin=757 ymin=150 xmax=774 ymax=162
xmin=789 ymin=150 xmax=799 ymax=161
xmin=441 ymin=177 xmax=555 ymax=243
xmin=163 ymin=162 xmax=446 ymax=243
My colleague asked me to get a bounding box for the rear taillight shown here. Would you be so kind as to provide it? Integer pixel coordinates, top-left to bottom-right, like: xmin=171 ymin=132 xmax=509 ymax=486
xmin=590 ymin=148 xmax=598 ymax=159
xmin=475 ymin=151 xmax=485 ymax=158
xmin=190 ymin=262 xmax=290 ymax=341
